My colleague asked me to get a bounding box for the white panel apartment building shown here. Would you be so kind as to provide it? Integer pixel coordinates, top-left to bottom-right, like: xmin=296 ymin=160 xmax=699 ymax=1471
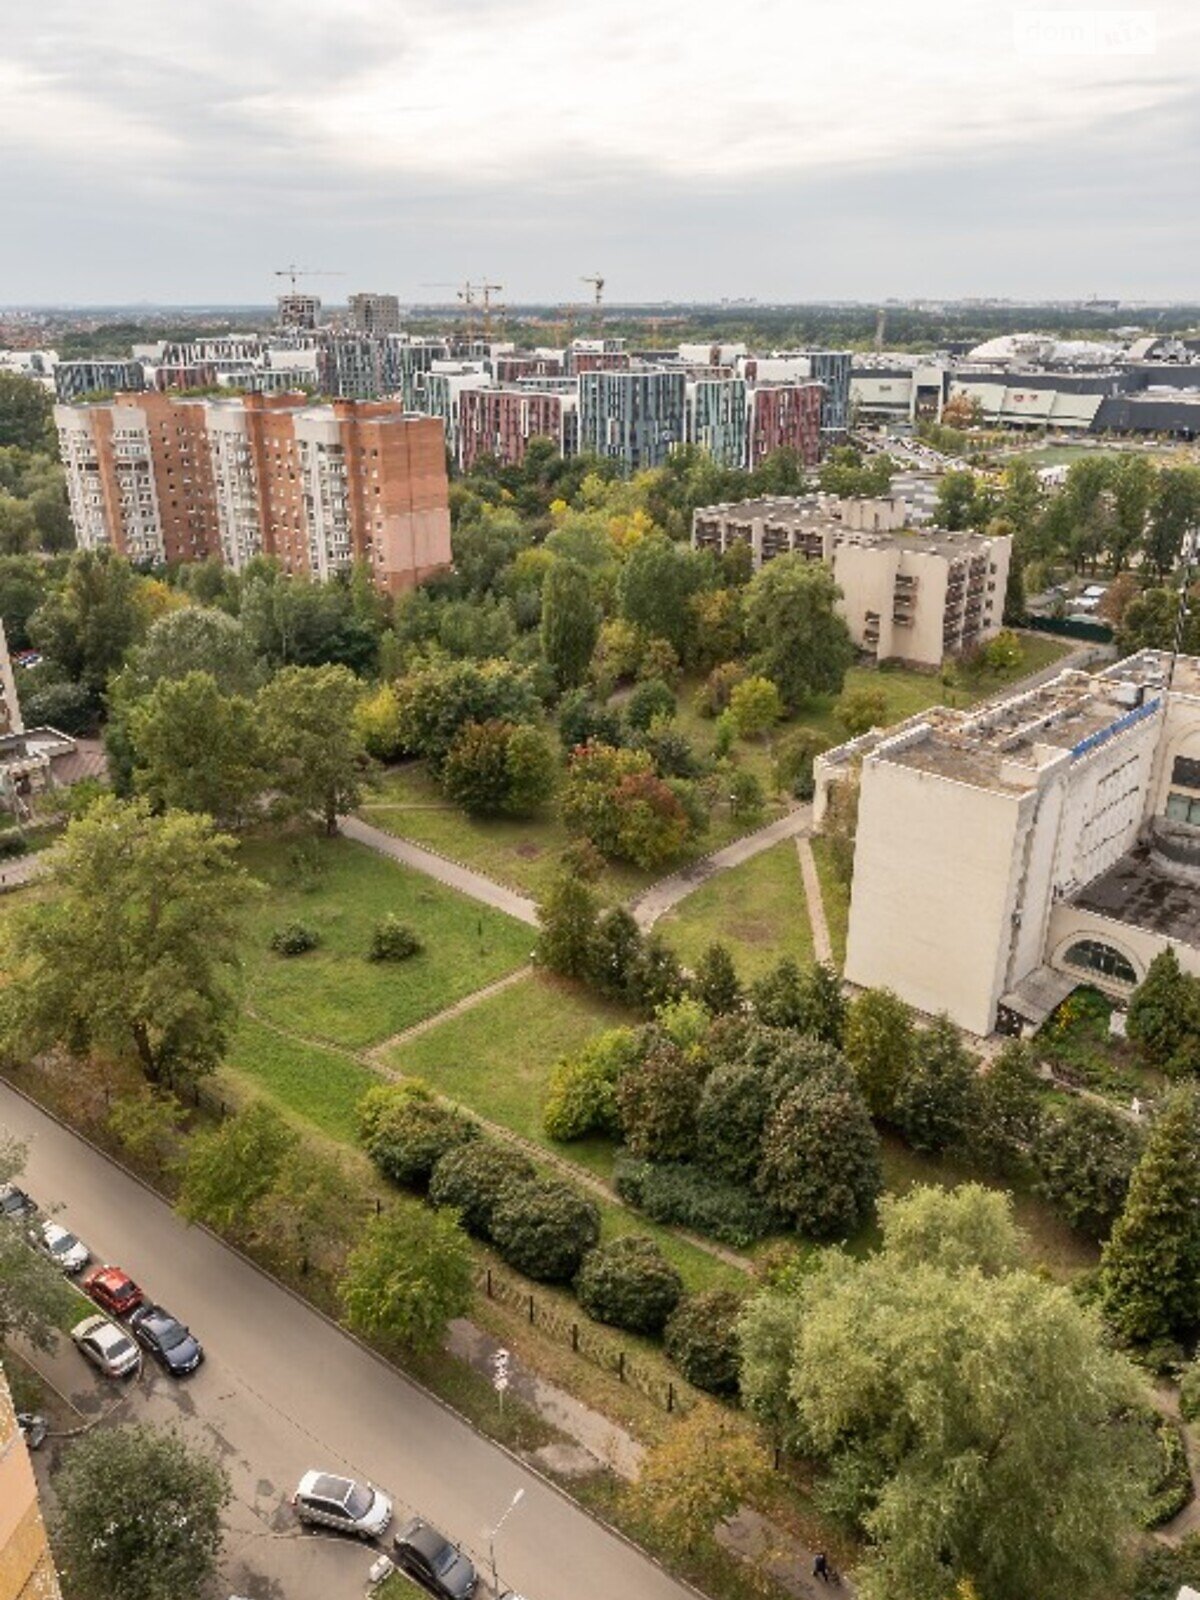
xmin=816 ymin=651 xmax=1200 ymax=1036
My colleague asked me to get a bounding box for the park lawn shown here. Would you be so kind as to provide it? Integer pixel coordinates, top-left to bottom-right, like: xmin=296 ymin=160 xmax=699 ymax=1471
xmin=808 ymin=837 xmax=849 ymax=969
xmin=382 ymin=972 xmax=629 ymax=1160
xmin=656 ymin=838 xmax=813 ymax=980
xmin=237 ymin=835 xmax=532 ymax=1051
xmin=221 ymin=1015 xmax=378 ymax=1142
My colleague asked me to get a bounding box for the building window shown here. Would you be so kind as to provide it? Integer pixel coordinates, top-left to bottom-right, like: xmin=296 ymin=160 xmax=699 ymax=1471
xmin=1063 ymin=940 xmax=1137 ymax=986
xmin=1166 ymin=792 xmax=1200 ymax=826
xmin=1172 ymin=754 xmax=1200 ymax=791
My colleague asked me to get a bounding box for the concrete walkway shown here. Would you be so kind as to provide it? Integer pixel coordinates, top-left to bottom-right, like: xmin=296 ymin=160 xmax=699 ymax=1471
xmin=339 ymin=814 xmax=541 ymax=927
xmin=631 ymin=806 xmax=812 ymax=931
xmin=364 ymin=965 xmax=535 ymax=1064
xmin=796 ymin=836 xmax=833 ymax=965
xmin=0 ymin=851 xmax=49 ymax=892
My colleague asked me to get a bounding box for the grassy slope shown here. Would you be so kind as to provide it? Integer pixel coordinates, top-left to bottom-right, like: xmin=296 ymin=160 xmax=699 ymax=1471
xmin=238 ymin=835 xmax=532 ymax=1050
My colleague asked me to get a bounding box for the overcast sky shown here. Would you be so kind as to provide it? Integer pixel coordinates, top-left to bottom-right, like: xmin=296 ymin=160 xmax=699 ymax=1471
xmin=4 ymin=0 xmax=1199 ymax=305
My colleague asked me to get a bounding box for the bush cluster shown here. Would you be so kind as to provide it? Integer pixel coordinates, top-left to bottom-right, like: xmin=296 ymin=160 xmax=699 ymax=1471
xmin=368 ymin=915 xmax=423 ymax=962
xmin=269 ymin=920 xmax=320 ymax=956
xmin=359 ymin=1082 xmax=478 ymax=1189
xmin=490 ymin=1176 xmax=602 ymax=1284
xmin=613 ymin=1155 xmax=779 ymax=1248
xmin=663 ymin=1289 xmax=744 ymax=1396
xmin=574 ymin=1236 xmax=682 ymax=1336
xmin=428 ymin=1139 xmax=536 ymax=1237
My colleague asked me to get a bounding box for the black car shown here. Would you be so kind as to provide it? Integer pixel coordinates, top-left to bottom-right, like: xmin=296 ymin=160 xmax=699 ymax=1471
xmin=129 ymin=1304 xmax=204 ymax=1375
xmin=0 ymin=1183 xmax=37 ymax=1222
xmin=392 ymin=1518 xmax=477 ymax=1600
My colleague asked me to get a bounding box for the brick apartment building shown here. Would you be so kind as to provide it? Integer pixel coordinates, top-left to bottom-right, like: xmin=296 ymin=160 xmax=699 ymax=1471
xmin=55 ymin=393 xmax=451 ymax=595
xmin=458 ymin=386 xmax=579 ymax=473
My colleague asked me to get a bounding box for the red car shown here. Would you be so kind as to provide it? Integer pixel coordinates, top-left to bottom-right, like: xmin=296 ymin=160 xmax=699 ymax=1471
xmin=84 ymin=1266 xmax=144 ymax=1320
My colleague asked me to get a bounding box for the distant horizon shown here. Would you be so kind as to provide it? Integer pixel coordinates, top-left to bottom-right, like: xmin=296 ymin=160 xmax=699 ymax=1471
xmin=5 ymin=297 xmax=1200 ymax=315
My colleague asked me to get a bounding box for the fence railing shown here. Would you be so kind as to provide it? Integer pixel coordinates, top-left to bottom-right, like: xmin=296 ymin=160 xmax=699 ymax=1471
xmin=479 ymin=1264 xmax=691 ymax=1415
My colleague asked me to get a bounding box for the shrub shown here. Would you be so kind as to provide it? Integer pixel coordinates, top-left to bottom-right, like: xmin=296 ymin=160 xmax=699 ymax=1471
xmin=1142 ymin=1414 xmax=1194 ymax=1528
xmin=626 ymin=677 xmax=676 ymax=732
xmin=0 ymin=831 xmax=29 ymax=860
xmin=574 ymin=1236 xmax=683 ymax=1335
xmin=613 ymin=1155 xmax=779 ymax=1248
xmin=663 ymin=1289 xmax=744 ymax=1395
xmin=1032 ymin=1099 xmax=1143 ymax=1238
xmin=892 ymin=1015 xmax=979 ymax=1155
xmin=696 ymin=662 xmax=747 ymax=718
xmin=757 ymin=1073 xmax=882 ymax=1238
xmin=428 ymin=1140 xmax=536 ymax=1238
xmin=728 ymin=769 xmax=765 ymax=825
xmin=358 ymin=1082 xmax=479 ymax=1189
xmin=557 ymin=689 xmax=626 ymax=751
xmin=616 ymin=1040 xmax=710 ymax=1163
xmin=368 ymin=915 xmax=423 ymax=962
xmin=1180 ymin=1360 xmax=1200 ymax=1424
xmin=269 ymin=921 xmax=320 ymax=956
xmin=543 ymin=1029 xmax=636 ymax=1142
xmin=490 ymin=1176 xmax=601 ymax=1283
xmin=696 ymin=1060 xmax=773 ymax=1186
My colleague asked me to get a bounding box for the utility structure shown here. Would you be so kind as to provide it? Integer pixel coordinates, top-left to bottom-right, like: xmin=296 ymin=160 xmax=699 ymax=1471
xmin=476 ymin=281 xmax=504 ymax=341
xmin=580 ymin=273 xmax=605 ymax=334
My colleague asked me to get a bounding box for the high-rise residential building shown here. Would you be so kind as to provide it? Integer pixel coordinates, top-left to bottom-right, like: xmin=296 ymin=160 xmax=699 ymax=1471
xmin=348 ymin=293 xmax=401 ymax=336
xmin=746 ymin=382 xmax=823 ymax=468
xmin=458 ymin=387 xmax=579 ymax=472
xmin=686 ymin=375 xmax=748 ymax=469
xmin=577 ymin=367 xmax=687 ymax=474
xmin=317 ymin=334 xmax=385 ymax=401
xmin=53 ymin=360 xmax=145 ymax=404
xmin=739 ymin=351 xmax=851 ymax=441
xmin=276 ymin=293 xmax=321 ymax=330
xmin=815 ymin=651 xmax=1200 ymax=1037
xmin=55 ymin=393 xmax=451 ymax=595
xmin=0 ymin=1364 xmax=63 ymax=1599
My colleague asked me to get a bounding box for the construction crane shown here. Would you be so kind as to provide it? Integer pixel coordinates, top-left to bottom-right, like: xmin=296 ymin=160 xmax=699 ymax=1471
xmin=580 ymin=273 xmax=605 ymax=335
xmin=474 ymin=282 xmax=504 ymax=341
xmin=274 ymin=264 xmax=343 ymax=292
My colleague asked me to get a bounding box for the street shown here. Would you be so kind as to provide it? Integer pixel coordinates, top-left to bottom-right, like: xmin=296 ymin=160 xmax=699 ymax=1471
xmin=0 ymin=1082 xmax=695 ymax=1600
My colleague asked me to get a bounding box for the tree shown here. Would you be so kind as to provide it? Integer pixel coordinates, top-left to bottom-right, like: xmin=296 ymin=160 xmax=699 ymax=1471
xmin=428 ymin=1139 xmax=536 ymax=1238
xmin=749 ymin=956 xmax=807 ymax=1031
xmin=835 ymin=684 xmax=889 ymax=738
xmin=575 ymin=1236 xmax=683 ymax=1335
xmin=250 ymin=1142 xmax=366 ymax=1279
xmin=843 ymin=987 xmax=916 ymax=1119
xmin=106 ymin=1090 xmax=187 ymax=1177
xmin=121 ymin=605 xmax=260 ymax=697
xmin=442 ymin=719 xmax=514 ymax=815
xmin=728 ymin=674 xmax=784 ymax=739
xmin=358 ymin=1081 xmax=479 ymax=1190
xmin=6 ymin=798 xmax=251 ymax=1090
xmin=624 ymin=1410 xmax=767 ymax=1561
xmin=0 ymin=1136 xmax=70 ymax=1351
xmin=935 ymin=470 xmax=980 ymax=531
xmin=799 ymin=961 xmax=848 ymax=1047
xmin=354 ymin=682 xmax=403 ymax=760
xmin=1127 ymin=948 xmax=1200 ymax=1078
xmin=696 ymin=1058 xmax=773 ymax=1185
xmin=1101 ymin=1084 xmax=1200 ymax=1347
xmin=728 ymin=768 xmax=765 ymax=824
xmin=663 ymin=1288 xmax=744 ymax=1395
xmin=1145 ymin=466 xmax=1200 ymax=578
xmin=892 ymin=1015 xmax=979 ymax=1154
xmin=0 ymin=372 xmax=54 ymax=451
xmin=1032 ymin=1101 xmax=1142 ymax=1238
xmin=743 ymin=555 xmax=855 ymax=711
xmin=129 ymin=671 xmax=264 ymax=826
xmin=490 ymin=1176 xmax=601 ymax=1283
xmin=560 ymin=742 xmax=692 ymax=869
xmin=587 ymin=907 xmax=646 ymax=1003
xmin=54 ymin=1423 xmax=231 ymax=1600
xmin=757 ymin=1073 xmax=882 ymax=1237
xmin=395 ymin=657 xmax=541 ymax=770
xmin=177 ymin=1101 xmax=297 ymax=1235
xmin=29 ymin=548 xmax=145 ymax=694
xmin=626 ymin=676 xmax=676 ymax=731
xmin=878 ymin=1183 xmax=1024 ymax=1278
xmin=616 ymin=1039 xmax=709 ymax=1163
xmin=258 ymin=663 xmax=367 ymax=834
xmin=339 ymin=1203 xmax=473 ymax=1353
xmin=1108 ymin=454 xmax=1154 ymax=571
xmin=971 ymin=1040 xmax=1043 ymax=1170
xmin=505 ymin=722 xmax=557 ymax=815
xmin=693 ymin=941 xmax=743 ymax=1016
xmin=536 ymin=864 xmax=600 ymax=979
xmin=540 ymin=558 xmax=599 ymax=688
xmin=616 ymin=534 xmax=704 ymax=655
xmin=740 ymin=1185 xmax=1151 ymax=1600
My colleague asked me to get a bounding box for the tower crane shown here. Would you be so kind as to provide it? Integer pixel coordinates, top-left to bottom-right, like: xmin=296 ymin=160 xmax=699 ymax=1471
xmin=274 ymin=265 xmax=343 ymax=292
xmin=580 ymin=273 xmax=605 ymax=335
xmin=476 ymin=281 xmax=504 ymax=341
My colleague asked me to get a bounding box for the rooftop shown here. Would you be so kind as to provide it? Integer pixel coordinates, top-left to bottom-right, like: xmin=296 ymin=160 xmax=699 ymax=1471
xmin=1072 ymin=842 xmax=1200 ymax=946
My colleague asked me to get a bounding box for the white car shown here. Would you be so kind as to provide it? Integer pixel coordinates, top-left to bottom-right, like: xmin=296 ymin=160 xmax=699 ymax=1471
xmin=71 ymin=1314 xmax=141 ymax=1378
xmin=38 ymin=1220 xmax=90 ymax=1274
xmin=293 ymin=1471 xmax=393 ymax=1539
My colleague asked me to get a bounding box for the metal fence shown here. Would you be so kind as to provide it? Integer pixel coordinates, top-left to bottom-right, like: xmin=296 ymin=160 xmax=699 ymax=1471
xmin=479 ymin=1265 xmax=692 ymax=1415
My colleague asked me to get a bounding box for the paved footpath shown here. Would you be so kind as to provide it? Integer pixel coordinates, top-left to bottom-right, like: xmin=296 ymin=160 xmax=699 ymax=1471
xmin=340 ymin=814 xmax=541 ymax=927
xmin=0 ymin=851 xmax=49 ymax=892
xmin=631 ymin=807 xmax=812 ymax=931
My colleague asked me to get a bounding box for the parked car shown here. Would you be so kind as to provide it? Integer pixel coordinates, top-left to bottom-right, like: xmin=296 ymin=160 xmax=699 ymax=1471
xmin=37 ymin=1220 xmax=90 ymax=1274
xmin=0 ymin=1183 xmax=36 ymax=1222
xmin=392 ymin=1517 xmax=478 ymax=1599
xmin=71 ymin=1314 xmax=141 ymax=1378
xmin=129 ymin=1304 xmax=204 ymax=1375
xmin=84 ymin=1265 xmax=144 ymax=1319
xmin=292 ymin=1471 xmax=393 ymax=1540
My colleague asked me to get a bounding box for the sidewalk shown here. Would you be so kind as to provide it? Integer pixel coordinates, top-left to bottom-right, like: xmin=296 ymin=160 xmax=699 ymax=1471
xmin=631 ymin=807 xmax=812 ymax=931
xmin=339 ymin=814 xmax=540 ymax=927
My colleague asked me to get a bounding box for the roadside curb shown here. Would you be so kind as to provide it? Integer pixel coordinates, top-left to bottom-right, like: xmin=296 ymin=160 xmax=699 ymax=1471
xmin=0 ymin=1076 xmax=712 ymax=1600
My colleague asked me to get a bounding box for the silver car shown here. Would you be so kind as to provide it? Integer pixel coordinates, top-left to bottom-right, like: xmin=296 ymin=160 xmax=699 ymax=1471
xmin=71 ymin=1314 xmax=141 ymax=1378
xmin=293 ymin=1471 xmax=393 ymax=1540
xmin=39 ymin=1220 xmax=90 ymax=1274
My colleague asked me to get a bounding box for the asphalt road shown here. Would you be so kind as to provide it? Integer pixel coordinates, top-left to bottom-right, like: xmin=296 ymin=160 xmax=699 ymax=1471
xmin=1 ymin=1083 xmax=694 ymax=1600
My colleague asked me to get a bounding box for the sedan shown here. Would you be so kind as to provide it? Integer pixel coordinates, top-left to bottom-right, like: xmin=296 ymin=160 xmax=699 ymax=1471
xmin=0 ymin=1183 xmax=36 ymax=1222
xmin=84 ymin=1265 xmax=144 ymax=1320
xmin=129 ymin=1304 xmax=204 ymax=1375
xmin=71 ymin=1314 xmax=141 ymax=1379
xmin=392 ymin=1517 xmax=478 ymax=1600
xmin=38 ymin=1220 xmax=90 ymax=1274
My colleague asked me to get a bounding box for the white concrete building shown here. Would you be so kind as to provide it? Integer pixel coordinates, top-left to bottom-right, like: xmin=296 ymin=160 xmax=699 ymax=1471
xmin=816 ymin=651 xmax=1200 ymax=1036
xmin=692 ymin=495 xmax=1010 ymax=667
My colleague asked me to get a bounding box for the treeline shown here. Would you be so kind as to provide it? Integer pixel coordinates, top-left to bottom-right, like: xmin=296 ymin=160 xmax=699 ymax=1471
xmin=0 ymin=373 xmax=72 ymax=556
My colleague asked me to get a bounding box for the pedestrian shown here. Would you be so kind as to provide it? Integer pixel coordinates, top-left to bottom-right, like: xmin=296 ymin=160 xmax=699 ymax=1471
xmin=813 ymin=1551 xmax=831 ymax=1583
xmin=1131 ymin=1094 xmax=1142 ymax=1120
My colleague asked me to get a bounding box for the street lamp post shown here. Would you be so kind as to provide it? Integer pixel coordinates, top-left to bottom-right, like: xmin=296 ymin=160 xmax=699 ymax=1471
xmin=487 ymin=1486 xmax=525 ymax=1598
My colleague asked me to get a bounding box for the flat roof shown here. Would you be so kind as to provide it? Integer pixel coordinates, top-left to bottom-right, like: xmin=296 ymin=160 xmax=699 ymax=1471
xmin=1072 ymin=845 xmax=1200 ymax=946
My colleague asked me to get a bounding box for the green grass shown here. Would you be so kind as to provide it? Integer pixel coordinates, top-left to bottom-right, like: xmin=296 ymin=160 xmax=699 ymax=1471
xmin=808 ymin=836 xmax=849 ymax=969
xmin=238 ymin=835 xmax=532 ymax=1050
xmin=657 ymin=838 xmax=813 ymax=979
xmin=222 ymin=1015 xmax=378 ymax=1141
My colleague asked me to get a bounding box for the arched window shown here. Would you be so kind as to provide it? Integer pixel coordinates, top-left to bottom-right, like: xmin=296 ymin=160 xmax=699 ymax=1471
xmin=1063 ymin=940 xmax=1137 ymax=986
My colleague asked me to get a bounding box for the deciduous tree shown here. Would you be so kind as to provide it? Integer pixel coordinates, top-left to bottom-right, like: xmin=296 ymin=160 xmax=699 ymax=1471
xmin=258 ymin=663 xmax=367 ymax=834
xmin=540 ymin=558 xmax=599 ymax=688
xmin=129 ymin=671 xmax=264 ymax=826
xmin=743 ymin=555 xmax=855 ymax=711
xmin=339 ymin=1204 xmax=473 ymax=1352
